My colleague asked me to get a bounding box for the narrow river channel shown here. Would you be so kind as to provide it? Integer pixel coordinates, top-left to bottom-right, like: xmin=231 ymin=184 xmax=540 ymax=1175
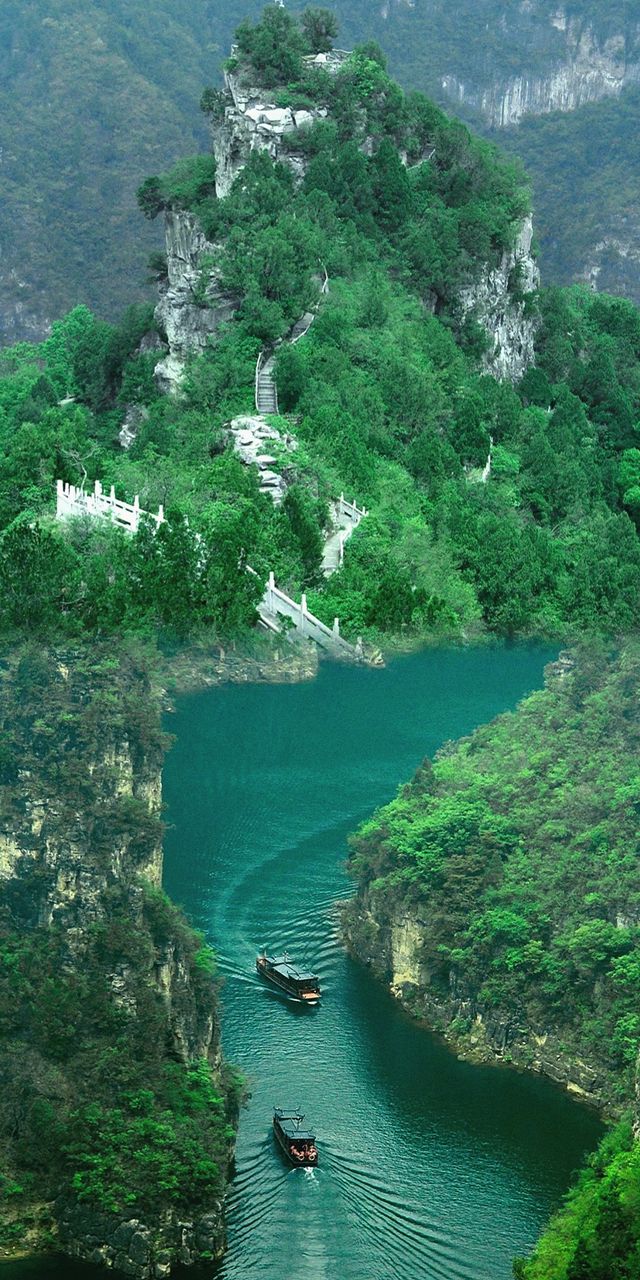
xmin=2 ymin=646 xmax=603 ymax=1280
xmin=163 ymin=647 xmax=602 ymax=1280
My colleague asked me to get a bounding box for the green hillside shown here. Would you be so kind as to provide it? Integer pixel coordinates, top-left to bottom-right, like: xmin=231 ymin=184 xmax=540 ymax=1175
xmin=2 ymin=10 xmax=640 ymax=652
xmin=0 ymin=0 xmax=258 ymax=343
xmin=2 ymin=1 xmax=640 ymax=341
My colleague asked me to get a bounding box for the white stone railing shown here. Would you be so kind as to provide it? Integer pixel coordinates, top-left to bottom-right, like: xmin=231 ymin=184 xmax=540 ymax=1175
xmin=55 ymin=481 xmax=364 ymax=661
xmin=338 ymin=493 xmax=367 ymax=525
xmin=481 ymin=436 xmax=494 ymax=484
xmin=260 ymin=571 xmax=361 ymax=659
xmin=56 ymin=480 xmax=164 ymax=532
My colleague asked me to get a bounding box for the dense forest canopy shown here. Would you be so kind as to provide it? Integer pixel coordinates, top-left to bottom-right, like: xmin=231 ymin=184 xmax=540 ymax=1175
xmin=515 ymin=1119 xmax=640 ymax=1280
xmin=2 ymin=0 xmax=639 ymax=341
xmin=349 ymin=643 xmax=640 ymax=1094
xmin=498 ymin=86 xmax=640 ymax=300
xmin=1 ymin=9 xmax=640 ymax=649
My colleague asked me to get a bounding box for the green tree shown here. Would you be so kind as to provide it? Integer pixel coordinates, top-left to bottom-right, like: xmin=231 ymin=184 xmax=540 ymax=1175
xmin=301 ymin=8 xmax=338 ymax=54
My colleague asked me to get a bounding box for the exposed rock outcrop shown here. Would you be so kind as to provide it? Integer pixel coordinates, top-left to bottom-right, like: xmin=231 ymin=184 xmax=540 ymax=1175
xmin=154 ymin=210 xmax=238 ymax=394
xmin=457 ymin=215 xmax=539 ymax=381
xmin=158 ymin=43 xmax=537 ymax=389
xmin=579 ymin=231 xmax=640 ymax=302
xmin=58 ymin=1205 xmax=226 ymax=1280
xmin=343 ymin=896 xmax=610 ymax=1109
xmin=213 ymin=53 xmax=348 ymax=198
xmin=226 ymin=413 xmax=298 ymax=504
xmin=441 ymin=14 xmax=640 ymax=126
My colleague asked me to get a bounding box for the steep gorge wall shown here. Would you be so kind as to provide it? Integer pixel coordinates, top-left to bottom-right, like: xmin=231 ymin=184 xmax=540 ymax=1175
xmin=343 ymin=897 xmax=608 ymax=1107
xmin=441 ymin=16 xmax=640 ymax=128
xmin=0 ymin=647 xmax=233 ymax=1278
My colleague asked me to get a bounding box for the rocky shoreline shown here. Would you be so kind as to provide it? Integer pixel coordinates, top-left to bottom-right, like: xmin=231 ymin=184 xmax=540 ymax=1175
xmin=342 ymin=900 xmax=619 ymax=1117
xmin=159 ymin=632 xmax=319 ymax=702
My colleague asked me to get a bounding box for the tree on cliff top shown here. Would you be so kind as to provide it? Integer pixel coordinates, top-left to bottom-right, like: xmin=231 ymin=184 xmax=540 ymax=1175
xmin=302 ymin=8 xmax=339 ymax=53
xmin=235 ymin=6 xmax=307 ymax=87
xmin=234 ymin=5 xmax=339 ymax=86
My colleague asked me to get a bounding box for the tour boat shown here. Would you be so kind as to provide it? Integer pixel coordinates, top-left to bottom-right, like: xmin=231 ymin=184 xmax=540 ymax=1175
xmin=256 ymin=951 xmax=321 ymax=1004
xmin=273 ymin=1108 xmax=318 ymax=1167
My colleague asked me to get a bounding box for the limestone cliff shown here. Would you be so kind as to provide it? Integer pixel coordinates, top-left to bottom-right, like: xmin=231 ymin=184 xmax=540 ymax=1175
xmin=442 ymin=16 xmax=640 ymax=128
xmin=457 ymin=215 xmax=539 ymax=382
xmin=343 ymin=896 xmax=609 ymax=1108
xmin=154 ymin=209 xmax=238 ymax=395
xmin=0 ymin=645 xmax=235 ymax=1278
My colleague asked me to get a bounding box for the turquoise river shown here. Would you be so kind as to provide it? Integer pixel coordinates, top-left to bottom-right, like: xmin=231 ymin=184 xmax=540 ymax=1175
xmin=3 ymin=646 xmax=603 ymax=1280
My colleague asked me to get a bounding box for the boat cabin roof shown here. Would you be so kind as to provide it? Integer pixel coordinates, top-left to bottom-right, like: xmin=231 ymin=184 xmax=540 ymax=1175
xmin=266 ymin=954 xmax=318 ymax=982
xmin=274 ymin=1109 xmax=315 ymax=1141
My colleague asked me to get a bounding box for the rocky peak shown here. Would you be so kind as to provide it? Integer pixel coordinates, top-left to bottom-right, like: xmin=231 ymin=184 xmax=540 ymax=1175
xmin=213 ymin=61 xmax=336 ymax=198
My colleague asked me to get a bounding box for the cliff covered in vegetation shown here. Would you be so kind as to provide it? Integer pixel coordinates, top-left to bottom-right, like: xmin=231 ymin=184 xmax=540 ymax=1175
xmin=344 ymin=644 xmax=640 ymax=1109
xmin=0 ymin=645 xmax=238 ymax=1276
xmin=4 ymin=10 xmax=640 ymax=658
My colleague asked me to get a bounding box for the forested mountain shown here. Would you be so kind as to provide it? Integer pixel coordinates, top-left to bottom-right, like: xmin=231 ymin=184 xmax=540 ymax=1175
xmin=3 ymin=0 xmax=640 ymax=343
xmin=498 ymin=87 xmax=640 ymax=301
xmin=4 ymin=11 xmax=640 ymax=652
xmin=0 ymin=0 xmax=250 ymax=343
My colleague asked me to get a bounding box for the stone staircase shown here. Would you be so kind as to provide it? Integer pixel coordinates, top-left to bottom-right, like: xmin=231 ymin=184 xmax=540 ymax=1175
xmin=254 ymin=270 xmax=328 ymax=416
xmin=255 ymin=352 xmax=278 ymax=415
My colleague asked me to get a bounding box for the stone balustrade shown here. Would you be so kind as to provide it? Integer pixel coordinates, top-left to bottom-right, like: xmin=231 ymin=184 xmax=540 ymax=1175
xmin=56 ymin=480 xmax=164 ymax=532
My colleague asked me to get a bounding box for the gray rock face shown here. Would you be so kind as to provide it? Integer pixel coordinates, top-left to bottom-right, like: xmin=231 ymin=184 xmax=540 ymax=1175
xmin=0 ymin=738 xmax=163 ymax=932
xmin=579 ymin=232 xmax=640 ymax=304
xmin=119 ymin=403 xmax=150 ymax=450
xmin=226 ymin=413 xmax=298 ymax=504
xmin=154 ymin=210 xmax=238 ymax=394
xmin=343 ymin=896 xmax=611 ymax=1109
xmin=58 ymin=1204 xmax=225 ymax=1279
xmin=213 ymin=66 xmax=332 ymax=199
xmin=441 ymin=14 xmax=640 ymax=126
xmin=457 ymin=215 xmax=539 ymax=382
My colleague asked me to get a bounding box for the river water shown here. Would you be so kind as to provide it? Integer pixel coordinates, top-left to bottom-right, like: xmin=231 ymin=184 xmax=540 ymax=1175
xmin=163 ymin=647 xmax=602 ymax=1280
xmin=2 ymin=646 xmax=603 ymax=1280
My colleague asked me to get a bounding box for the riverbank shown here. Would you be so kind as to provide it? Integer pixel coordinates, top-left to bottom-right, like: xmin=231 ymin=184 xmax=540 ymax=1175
xmin=341 ymin=643 xmax=640 ymax=1126
xmin=158 ymin=632 xmax=319 ymax=701
xmin=342 ymin=901 xmax=617 ymax=1115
